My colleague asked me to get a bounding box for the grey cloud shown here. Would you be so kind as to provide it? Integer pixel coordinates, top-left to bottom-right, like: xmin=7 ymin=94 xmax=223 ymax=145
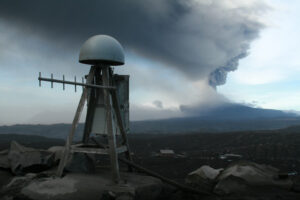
xmin=153 ymin=100 xmax=163 ymax=109
xmin=179 ymin=91 xmax=230 ymax=116
xmin=0 ymin=0 xmax=266 ymax=87
xmin=130 ymin=104 xmax=181 ymax=121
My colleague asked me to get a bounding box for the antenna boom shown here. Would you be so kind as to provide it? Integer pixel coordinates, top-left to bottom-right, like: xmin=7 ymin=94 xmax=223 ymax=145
xmin=38 ymin=75 xmax=116 ymax=90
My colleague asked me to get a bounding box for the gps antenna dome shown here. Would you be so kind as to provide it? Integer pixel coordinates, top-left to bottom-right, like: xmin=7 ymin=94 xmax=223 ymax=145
xmin=79 ymin=35 xmax=125 ymax=66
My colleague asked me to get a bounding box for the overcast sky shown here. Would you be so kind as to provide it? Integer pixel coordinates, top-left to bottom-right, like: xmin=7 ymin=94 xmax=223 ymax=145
xmin=0 ymin=0 xmax=299 ymax=125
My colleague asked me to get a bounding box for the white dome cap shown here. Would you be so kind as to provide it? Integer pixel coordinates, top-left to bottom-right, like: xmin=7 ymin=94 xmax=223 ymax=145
xmin=79 ymin=35 xmax=125 ymax=66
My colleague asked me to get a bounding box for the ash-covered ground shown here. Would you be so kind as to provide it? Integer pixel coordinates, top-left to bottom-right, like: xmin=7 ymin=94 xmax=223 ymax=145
xmin=1 ymin=126 xmax=300 ymax=200
xmin=128 ymin=129 xmax=300 ymax=182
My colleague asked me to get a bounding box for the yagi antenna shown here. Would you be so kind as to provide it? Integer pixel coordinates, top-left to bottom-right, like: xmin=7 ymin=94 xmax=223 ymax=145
xmin=38 ymin=72 xmax=116 ymax=91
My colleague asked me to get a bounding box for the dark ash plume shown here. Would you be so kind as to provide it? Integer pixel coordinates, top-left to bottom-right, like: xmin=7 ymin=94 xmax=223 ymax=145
xmin=153 ymin=100 xmax=163 ymax=109
xmin=209 ymin=52 xmax=248 ymax=88
xmin=0 ymin=0 xmax=266 ymax=87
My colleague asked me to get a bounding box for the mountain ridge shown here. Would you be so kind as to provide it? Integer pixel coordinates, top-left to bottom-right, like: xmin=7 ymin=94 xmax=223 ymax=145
xmin=0 ymin=104 xmax=299 ymax=138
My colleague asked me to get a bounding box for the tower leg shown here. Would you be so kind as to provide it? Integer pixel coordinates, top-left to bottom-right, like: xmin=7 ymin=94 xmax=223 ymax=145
xmin=111 ymin=89 xmax=133 ymax=171
xmin=82 ymin=67 xmax=101 ymax=143
xmin=56 ymin=67 xmax=95 ymax=177
xmin=102 ymin=66 xmax=121 ymax=183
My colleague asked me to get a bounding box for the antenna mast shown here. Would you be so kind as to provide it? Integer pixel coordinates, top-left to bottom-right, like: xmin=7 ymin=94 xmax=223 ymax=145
xmin=38 ymin=35 xmax=132 ymax=184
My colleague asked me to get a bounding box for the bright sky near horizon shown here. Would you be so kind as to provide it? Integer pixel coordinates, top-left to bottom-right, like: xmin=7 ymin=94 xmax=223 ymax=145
xmin=0 ymin=0 xmax=299 ymax=125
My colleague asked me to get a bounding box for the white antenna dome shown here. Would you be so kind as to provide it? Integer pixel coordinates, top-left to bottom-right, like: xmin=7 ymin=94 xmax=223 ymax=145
xmin=79 ymin=35 xmax=125 ymax=66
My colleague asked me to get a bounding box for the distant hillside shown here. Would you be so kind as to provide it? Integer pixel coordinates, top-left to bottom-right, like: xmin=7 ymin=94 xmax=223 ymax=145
xmin=131 ymin=117 xmax=300 ymax=133
xmin=1 ymin=118 xmax=300 ymax=139
xmin=0 ymin=124 xmax=84 ymax=140
xmin=0 ymin=104 xmax=299 ymax=137
xmin=132 ymin=104 xmax=300 ymax=133
xmin=0 ymin=134 xmax=64 ymax=150
xmin=281 ymin=125 xmax=300 ymax=133
xmin=181 ymin=103 xmax=298 ymax=120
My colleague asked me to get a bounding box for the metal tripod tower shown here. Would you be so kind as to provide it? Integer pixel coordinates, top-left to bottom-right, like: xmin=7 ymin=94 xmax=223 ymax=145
xmin=39 ymin=35 xmax=132 ymax=183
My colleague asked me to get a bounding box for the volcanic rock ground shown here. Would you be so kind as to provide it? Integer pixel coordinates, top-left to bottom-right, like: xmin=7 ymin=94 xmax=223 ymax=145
xmin=1 ymin=129 xmax=300 ymax=200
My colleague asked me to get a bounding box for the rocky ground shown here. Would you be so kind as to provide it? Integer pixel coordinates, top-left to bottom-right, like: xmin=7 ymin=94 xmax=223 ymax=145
xmin=0 ymin=141 xmax=300 ymax=200
xmin=1 ymin=130 xmax=300 ymax=200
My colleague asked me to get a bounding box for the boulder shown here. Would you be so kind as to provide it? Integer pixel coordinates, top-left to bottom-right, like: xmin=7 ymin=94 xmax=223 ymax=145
xmin=292 ymin=177 xmax=300 ymax=193
xmin=0 ymin=169 xmax=13 ymax=190
xmin=213 ymin=175 xmax=250 ymax=195
xmin=185 ymin=165 xmax=223 ymax=191
xmin=0 ymin=150 xmax=10 ymax=169
xmin=47 ymin=146 xmax=64 ymax=162
xmin=214 ymin=161 xmax=293 ymax=195
xmin=2 ymin=141 xmax=96 ymax=175
xmin=7 ymin=141 xmax=55 ymax=175
xmin=0 ymin=173 xmax=37 ymax=198
xmin=135 ymin=179 xmax=162 ymax=200
xmin=47 ymin=146 xmax=96 ymax=173
xmin=65 ymin=152 xmax=96 ymax=173
xmin=8 ymin=171 xmax=162 ymax=200
xmin=100 ymin=190 xmax=134 ymax=200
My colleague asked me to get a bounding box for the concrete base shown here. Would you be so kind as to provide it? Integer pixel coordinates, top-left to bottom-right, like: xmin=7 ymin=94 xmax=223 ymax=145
xmin=3 ymin=170 xmax=162 ymax=200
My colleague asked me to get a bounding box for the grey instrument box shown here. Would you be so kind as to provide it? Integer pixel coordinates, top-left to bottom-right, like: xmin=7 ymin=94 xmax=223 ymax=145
xmin=91 ymin=75 xmax=129 ymax=135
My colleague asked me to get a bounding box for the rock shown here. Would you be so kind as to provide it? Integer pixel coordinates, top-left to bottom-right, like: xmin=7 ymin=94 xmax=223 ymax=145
xmin=0 ymin=169 xmax=13 ymax=190
xmin=292 ymin=177 xmax=300 ymax=193
xmin=1 ymin=196 xmax=13 ymax=200
xmin=2 ymin=141 xmax=98 ymax=175
xmin=0 ymin=173 xmax=37 ymax=199
xmin=47 ymin=146 xmax=97 ymax=173
xmin=212 ymin=160 xmax=294 ymax=196
xmin=116 ymin=193 xmax=134 ymax=200
xmin=216 ymin=161 xmax=293 ymax=190
xmin=21 ymin=176 xmax=78 ymax=199
xmin=7 ymin=171 xmax=162 ymax=200
xmin=65 ymin=152 xmax=96 ymax=173
xmin=185 ymin=165 xmax=223 ymax=192
xmin=135 ymin=180 xmax=162 ymax=200
xmin=187 ymin=165 xmax=223 ymax=180
xmin=100 ymin=190 xmax=117 ymax=200
xmin=100 ymin=190 xmax=134 ymax=200
xmin=7 ymin=141 xmax=55 ymax=175
xmin=48 ymin=146 xmax=98 ymax=174
xmin=0 ymin=150 xmax=10 ymax=169
xmin=47 ymin=146 xmax=64 ymax=162
xmin=213 ymin=175 xmax=250 ymax=195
